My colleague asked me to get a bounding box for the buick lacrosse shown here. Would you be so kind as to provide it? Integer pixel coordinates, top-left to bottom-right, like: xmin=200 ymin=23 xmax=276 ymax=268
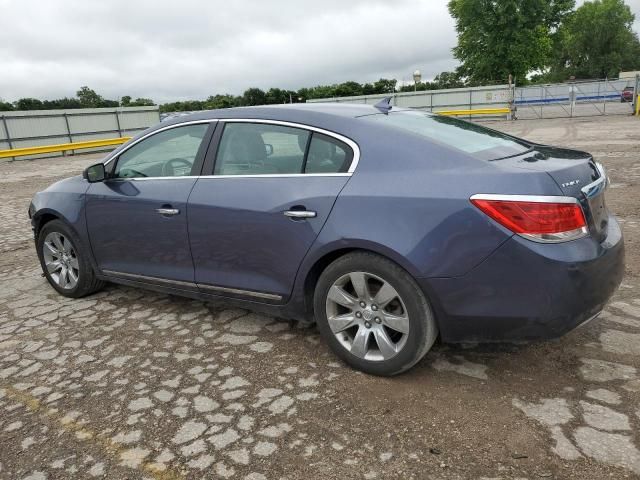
xmin=29 ymin=101 xmax=624 ymax=375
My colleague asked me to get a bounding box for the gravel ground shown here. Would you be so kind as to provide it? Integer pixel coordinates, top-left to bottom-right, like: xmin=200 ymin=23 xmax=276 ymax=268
xmin=0 ymin=114 xmax=639 ymax=480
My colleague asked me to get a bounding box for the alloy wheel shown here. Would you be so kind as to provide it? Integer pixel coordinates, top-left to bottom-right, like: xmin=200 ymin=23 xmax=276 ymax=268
xmin=42 ymin=232 xmax=79 ymax=290
xmin=325 ymin=271 xmax=409 ymax=361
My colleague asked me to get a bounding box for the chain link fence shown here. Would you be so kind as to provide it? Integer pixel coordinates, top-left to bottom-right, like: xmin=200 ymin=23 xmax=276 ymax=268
xmin=514 ymin=78 xmax=636 ymax=119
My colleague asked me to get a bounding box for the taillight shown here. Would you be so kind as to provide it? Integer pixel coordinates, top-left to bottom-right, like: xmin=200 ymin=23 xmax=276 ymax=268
xmin=470 ymin=194 xmax=588 ymax=243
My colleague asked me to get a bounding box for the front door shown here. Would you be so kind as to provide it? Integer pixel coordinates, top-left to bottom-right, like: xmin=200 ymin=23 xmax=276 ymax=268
xmin=188 ymin=120 xmax=355 ymax=301
xmin=86 ymin=122 xmax=214 ymax=283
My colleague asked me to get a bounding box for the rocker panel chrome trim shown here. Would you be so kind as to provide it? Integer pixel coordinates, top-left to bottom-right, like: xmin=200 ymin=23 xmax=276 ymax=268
xmin=101 ymin=270 xmax=283 ymax=301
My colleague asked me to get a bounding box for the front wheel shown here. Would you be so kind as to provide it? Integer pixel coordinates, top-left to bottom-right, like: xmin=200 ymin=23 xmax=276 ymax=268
xmin=314 ymin=252 xmax=438 ymax=376
xmin=37 ymin=219 xmax=105 ymax=298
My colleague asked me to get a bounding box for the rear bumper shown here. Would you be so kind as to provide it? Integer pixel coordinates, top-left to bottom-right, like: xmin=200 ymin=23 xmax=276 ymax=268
xmin=420 ymin=215 xmax=625 ymax=343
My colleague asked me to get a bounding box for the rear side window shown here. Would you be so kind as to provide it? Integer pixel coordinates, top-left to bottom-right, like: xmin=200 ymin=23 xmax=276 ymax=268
xmin=215 ymin=123 xmax=309 ymax=175
xmin=214 ymin=122 xmax=354 ymax=175
xmin=362 ymin=111 xmax=530 ymax=161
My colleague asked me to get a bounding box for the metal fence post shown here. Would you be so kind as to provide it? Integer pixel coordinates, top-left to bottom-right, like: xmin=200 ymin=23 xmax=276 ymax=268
xmin=62 ymin=113 xmax=73 ymax=156
xmin=1 ymin=115 xmax=14 ymax=161
xmin=604 ymin=78 xmax=607 ymax=115
xmin=115 ymin=109 xmax=123 ymax=137
xmin=598 ymin=80 xmax=603 ymax=115
xmin=569 ymin=82 xmax=575 ymax=118
xmin=1 ymin=115 xmax=12 ymax=149
xmin=633 ymin=75 xmax=640 ymax=116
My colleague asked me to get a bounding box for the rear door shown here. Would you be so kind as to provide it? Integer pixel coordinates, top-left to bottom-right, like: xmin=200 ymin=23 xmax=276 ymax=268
xmin=86 ymin=121 xmax=215 ymax=283
xmin=188 ymin=120 xmax=357 ymax=301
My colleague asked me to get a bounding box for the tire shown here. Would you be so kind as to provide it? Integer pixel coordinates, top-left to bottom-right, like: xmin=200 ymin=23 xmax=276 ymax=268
xmin=314 ymin=251 xmax=438 ymax=376
xmin=36 ymin=219 xmax=105 ymax=298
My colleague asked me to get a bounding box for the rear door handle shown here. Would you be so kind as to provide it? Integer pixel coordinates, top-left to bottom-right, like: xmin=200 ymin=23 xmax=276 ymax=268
xmin=284 ymin=210 xmax=317 ymax=219
xmin=156 ymin=208 xmax=180 ymax=216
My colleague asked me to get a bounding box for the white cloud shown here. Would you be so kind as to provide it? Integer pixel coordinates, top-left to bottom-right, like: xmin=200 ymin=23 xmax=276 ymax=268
xmin=0 ymin=0 xmax=457 ymax=102
xmin=1 ymin=0 xmax=637 ymax=103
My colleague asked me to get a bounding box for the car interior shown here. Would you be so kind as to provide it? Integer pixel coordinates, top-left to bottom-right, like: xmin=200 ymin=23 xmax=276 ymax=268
xmin=215 ymin=124 xmax=350 ymax=175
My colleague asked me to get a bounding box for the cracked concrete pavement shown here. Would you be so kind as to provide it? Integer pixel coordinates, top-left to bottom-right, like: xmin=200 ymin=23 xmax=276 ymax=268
xmin=0 ymin=115 xmax=639 ymax=479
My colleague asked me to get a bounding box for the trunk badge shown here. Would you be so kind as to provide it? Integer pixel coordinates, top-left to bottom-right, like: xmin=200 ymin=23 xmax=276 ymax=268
xmin=561 ymin=180 xmax=581 ymax=188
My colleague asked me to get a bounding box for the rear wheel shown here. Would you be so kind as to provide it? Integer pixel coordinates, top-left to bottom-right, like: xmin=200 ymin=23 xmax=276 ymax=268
xmin=37 ymin=219 xmax=105 ymax=298
xmin=314 ymin=252 xmax=438 ymax=376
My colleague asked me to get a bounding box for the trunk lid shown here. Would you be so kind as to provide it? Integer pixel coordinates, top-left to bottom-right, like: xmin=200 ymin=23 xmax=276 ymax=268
xmin=494 ymin=146 xmax=609 ymax=242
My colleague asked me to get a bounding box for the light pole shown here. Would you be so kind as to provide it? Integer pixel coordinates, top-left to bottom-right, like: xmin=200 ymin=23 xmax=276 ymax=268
xmin=413 ymin=70 xmax=422 ymax=92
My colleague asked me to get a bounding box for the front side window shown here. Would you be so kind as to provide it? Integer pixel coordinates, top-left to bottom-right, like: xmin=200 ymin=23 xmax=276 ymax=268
xmin=215 ymin=123 xmax=310 ymax=175
xmin=114 ymin=124 xmax=209 ymax=178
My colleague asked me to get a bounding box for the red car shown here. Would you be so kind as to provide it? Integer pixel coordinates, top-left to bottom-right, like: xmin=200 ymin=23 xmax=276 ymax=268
xmin=621 ymin=86 xmax=635 ymax=102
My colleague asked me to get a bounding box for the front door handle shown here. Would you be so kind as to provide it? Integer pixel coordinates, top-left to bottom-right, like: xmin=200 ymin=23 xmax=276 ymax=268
xmin=284 ymin=210 xmax=317 ymax=219
xmin=156 ymin=208 xmax=180 ymax=216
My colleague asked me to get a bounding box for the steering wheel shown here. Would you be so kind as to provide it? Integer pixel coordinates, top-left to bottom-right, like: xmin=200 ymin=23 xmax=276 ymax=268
xmin=162 ymin=158 xmax=193 ymax=177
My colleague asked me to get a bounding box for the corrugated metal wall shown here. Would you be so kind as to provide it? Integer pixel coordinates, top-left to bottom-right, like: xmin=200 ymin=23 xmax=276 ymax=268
xmin=309 ymin=78 xmax=636 ymax=119
xmin=308 ymin=85 xmax=512 ymax=113
xmin=0 ymin=106 xmax=159 ymax=158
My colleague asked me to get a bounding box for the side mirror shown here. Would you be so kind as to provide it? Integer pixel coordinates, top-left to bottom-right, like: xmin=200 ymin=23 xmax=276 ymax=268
xmin=83 ymin=163 xmax=106 ymax=183
xmin=264 ymin=144 xmax=274 ymax=156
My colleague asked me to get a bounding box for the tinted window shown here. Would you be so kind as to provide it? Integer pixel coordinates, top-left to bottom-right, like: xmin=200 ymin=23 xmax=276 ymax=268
xmin=362 ymin=111 xmax=530 ymax=160
xmin=305 ymin=133 xmax=352 ymax=174
xmin=114 ymin=124 xmax=208 ymax=178
xmin=215 ymin=123 xmax=310 ymax=175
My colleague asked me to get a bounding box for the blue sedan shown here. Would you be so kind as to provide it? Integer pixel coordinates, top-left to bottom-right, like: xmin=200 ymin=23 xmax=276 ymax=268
xmin=29 ymin=102 xmax=625 ymax=375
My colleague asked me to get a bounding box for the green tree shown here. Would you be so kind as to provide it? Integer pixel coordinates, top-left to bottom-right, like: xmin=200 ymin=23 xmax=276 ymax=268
xmin=242 ymin=88 xmax=267 ymax=106
xmin=76 ymin=86 xmax=103 ymax=107
xmin=333 ymin=81 xmax=364 ymax=97
xmin=0 ymin=100 xmax=14 ymax=111
xmin=373 ymin=78 xmax=398 ymax=94
xmin=204 ymin=94 xmax=239 ymax=109
xmin=551 ymin=0 xmax=640 ymax=79
xmin=100 ymin=99 xmax=119 ymax=107
xmin=130 ymin=98 xmax=155 ymax=106
xmin=43 ymin=97 xmax=82 ymax=109
xmin=120 ymin=95 xmax=132 ymax=107
xmin=434 ymin=71 xmax=465 ymax=89
xmin=15 ymin=98 xmax=44 ymax=110
xmin=448 ymin=0 xmax=575 ymax=84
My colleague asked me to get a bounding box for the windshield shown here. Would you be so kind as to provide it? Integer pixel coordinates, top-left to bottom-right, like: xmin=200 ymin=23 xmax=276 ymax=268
xmin=361 ymin=110 xmax=531 ymax=161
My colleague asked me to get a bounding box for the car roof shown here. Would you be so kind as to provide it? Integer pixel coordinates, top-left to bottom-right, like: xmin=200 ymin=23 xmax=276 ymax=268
xmin=160 ymin=102 xmax=416 ymax=126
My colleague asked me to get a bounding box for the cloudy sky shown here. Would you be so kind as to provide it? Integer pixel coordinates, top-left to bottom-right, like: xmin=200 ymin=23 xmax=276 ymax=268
xmin=0 ymin=0 xmax=638 ymax=103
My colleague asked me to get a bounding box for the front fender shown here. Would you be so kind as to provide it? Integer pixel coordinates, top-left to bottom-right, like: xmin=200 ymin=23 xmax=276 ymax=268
xmin=30 ymin=175 xmax=91 ymax=248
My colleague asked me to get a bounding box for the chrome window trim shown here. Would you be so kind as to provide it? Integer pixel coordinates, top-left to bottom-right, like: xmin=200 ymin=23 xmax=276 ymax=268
xmin=102 ymin=117 xmax=361 ymax=179
xmin=470 ymin=193 xmax=580 ymax=204
xmin=102 ymin=269 xmax=283 ymax=301
xmin=103 ymin=119 xmax=217 ymax=167
xmin=581 ymin=162 xmax=607 ymax=199
xmin=107 ymin=172 xmax=351 ymax=182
